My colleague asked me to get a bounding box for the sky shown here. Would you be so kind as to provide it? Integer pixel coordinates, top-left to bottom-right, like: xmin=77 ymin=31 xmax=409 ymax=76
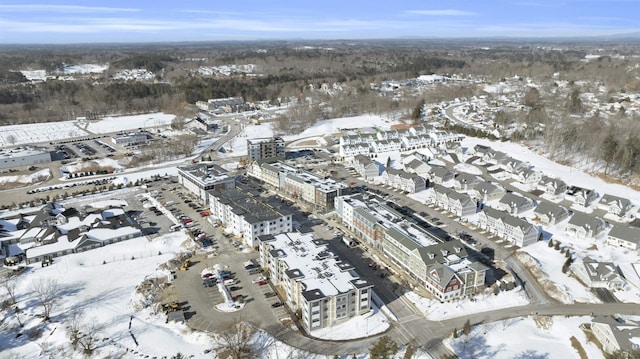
xmin=1 ymin=0 xmax=640 ymax=44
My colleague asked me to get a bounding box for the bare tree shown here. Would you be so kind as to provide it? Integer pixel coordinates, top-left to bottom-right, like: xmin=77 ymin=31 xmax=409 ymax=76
xmin=31 ymin=278 xmax=60 ymax=321
xmin=1 ymin=276 xmax=18 ymax=305
xmin=215 ymin=320 xmax=254 ymax=359
xmin=67 ymin=311 xmax=104 ymax=354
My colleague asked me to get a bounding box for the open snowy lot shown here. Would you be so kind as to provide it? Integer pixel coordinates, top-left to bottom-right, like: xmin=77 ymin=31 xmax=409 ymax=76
xmin=0 ymin=121 xmax=88 ymax=146
xmin=281 ymin=114 xmax=398 ymax=142
xmin=446 ymin=315 xmax=603 ymax=359
xmin=84 ymin=113 xmax=176 ymax=134
xmin=1 ymin=232 xmax=216 ymax=359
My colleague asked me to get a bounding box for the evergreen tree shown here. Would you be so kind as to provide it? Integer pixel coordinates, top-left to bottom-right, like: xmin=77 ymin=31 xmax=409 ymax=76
xmin=369 ymin=336 xmax=398 ymax=359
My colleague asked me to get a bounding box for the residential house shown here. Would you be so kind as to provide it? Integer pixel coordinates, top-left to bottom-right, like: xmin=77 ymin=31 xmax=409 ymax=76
xmin=453 ymin=173 xmax=483 ymax=192
xmin=592 ymin=316 xmax=640 ymax=354
xmin=430 ymin=166 xmax=455 ymax=184
xmin=607 ymin=225 xmax=640 ymax=251
xmin=382 ymin=168 xmax=426 ymax=193
xmin=469 ymin=181 xmax=506 ymax=202
xmin=565 ymin=213 xmax=606 ymax=239
xmin=515 ymin=168 xmax=542 ymax=185
xmin=404 ymin=159 xmax=432 ymax=179
xmin=478 ymin=208 xmax=538 ymax=247
xmin=572 ymin=259 xmax=626 ymax=290
xmin=494 ymin=192 xmax=535 ymax=215
xmin=447 ymin=191 xmax=477 ymax=218
xmin=598 ymin=194 xmax=633 ymax=216
xmin=567 ymin=186 xmax=598 ymax=207
xmin=533 ymin=201 xmax=570 ymax=225
xmin=537 ymin=176 xmax=567 ymax=197
xmin=477 ymin=207 xmax=506 ymax=238
xmin=352 ymin=154 xmax=379 ymax=180
xmin=501 ymin=215 xmax=539 ymax=247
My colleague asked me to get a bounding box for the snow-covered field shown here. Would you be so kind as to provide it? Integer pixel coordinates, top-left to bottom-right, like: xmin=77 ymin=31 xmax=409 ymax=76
xmin=62 ymin=64 xmax=108 ymax=74
xmin=84 ymin=113 xmax=176 ymax=134
xmin=446 ymin=315 xmax=604 ymax=359
xmin=0 ymin=121 xmax=88 ymax=146
xmin=281 ymin=114 xmax=398 ymax=142
xmin=1 ymin=232 xmax=216 ymax=359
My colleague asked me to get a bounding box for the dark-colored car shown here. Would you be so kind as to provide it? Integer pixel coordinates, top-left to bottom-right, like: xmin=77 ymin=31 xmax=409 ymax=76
xmin=271 ymin=302 xmax=283 ymax=308
xmin=265 ymin=292 xmax=276 ymax=298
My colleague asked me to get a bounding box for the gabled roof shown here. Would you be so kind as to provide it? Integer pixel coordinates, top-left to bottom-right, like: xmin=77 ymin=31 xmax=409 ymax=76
xmin=608 ymin=225 xmax=640 ymax=244
xmin=600 ymin=194 xmax=633 ymax=209
xmin=568 ymin=212 xmax=605 ymax=230
xmin=534 ymin=201 xmax=569 ymax=218
xmin=473 ymin=181 xmax=504 ymax=195
xmin=498 ymin=192 xmax=533 ymax=208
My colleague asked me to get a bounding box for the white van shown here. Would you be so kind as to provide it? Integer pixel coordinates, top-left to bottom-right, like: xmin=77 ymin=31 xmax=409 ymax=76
xmin=223 ymin=279 xmax=236 ymax=286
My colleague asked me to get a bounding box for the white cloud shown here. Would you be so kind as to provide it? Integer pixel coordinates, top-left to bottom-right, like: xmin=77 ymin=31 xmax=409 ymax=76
xmin=406 ymin=9 xmax=475 ymax=16
xmin=0 ymin=4 xmax=139 ymax=13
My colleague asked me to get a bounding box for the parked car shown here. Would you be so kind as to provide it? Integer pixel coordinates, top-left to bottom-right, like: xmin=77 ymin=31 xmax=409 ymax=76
xmin=271 ymin=302 xmax=283 ymax=308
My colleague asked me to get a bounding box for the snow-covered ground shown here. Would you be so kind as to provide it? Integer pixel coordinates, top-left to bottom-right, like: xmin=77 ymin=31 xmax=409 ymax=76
xmin=2 ymin=232 xmax=215 ymax=359
xmin=446 ymin=315 xmax=604 ymax=359
xmin=404 ymin=289 xmax=530 ymax=321
xmin=0 ymin=121 xmax=88 ymax=146
xmin=84 ymin=113 xmax=176 ymax=134
xmin=220 ymin=123 xmax=275 ymax=157
xmin=62 ymin=64 xmax=108 ymax=74
xmin=281 ymin=114 xmax=398 ymax=142
xmin=311 ymin=305 xmax=390 ymax=340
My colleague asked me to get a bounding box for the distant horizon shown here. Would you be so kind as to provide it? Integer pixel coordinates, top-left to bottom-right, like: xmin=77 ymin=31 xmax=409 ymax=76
xmin=1 ymin=0 xmax=640 ymax=44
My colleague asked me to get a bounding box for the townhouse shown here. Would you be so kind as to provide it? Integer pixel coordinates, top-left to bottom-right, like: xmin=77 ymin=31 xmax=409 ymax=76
xmin=352 ymin=154 xmax=380 ymax=180
xmin=494 ymin=192 xmax=535 ymax=215
xmin=606 ymin=225 xmax=640 ymax=251
xmin=477 ymin=207 xmax=539 ymax=247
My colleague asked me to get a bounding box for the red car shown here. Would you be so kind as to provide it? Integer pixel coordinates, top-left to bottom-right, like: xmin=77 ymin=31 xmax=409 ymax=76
xmin=257 ymin=280 xmax=267 ymax=286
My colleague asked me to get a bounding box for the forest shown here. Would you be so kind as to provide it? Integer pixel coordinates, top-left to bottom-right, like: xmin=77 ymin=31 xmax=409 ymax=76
xmin=1 ymin=39 xmax=640 ymax=181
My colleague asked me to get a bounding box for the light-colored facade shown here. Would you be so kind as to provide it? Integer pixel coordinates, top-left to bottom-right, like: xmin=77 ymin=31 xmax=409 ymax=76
xmin=571 ymin=259 xmax=626 ymax=290
xmin=258 ymin=232 xmax=373 ymax=333
xmin=247 ymin=137 xmax=285 ymax=162
xmin=248 ymin=161 xmax=346 ymax=212
xmin=477 ymin=208 xmax=539 ymax=247
xmin=598 ymin=194 xmax=633 ymax=216
xmin=0 ymin=146 xmax=52 ymax=170
xmin=177 ymin=163 xmax=236 ymax=204
xmin=533 ymin=201 xmax=570 ymax=226
xmin=208 ymin=184 xmax=292 ymax=248
xmin=565 ymin=213 xmax=606 ymax=239
xmin=606 ymin=225 xmax=640 ymax=251
xmin=352 ymin=154 xmax=379 ymax=180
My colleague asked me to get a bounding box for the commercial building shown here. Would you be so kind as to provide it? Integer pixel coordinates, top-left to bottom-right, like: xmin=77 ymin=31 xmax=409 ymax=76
xmin=0 ymin=146 xmax=52 ymax=170
xmin=247 ymin=137 xmax=286 ymax=162
xmin=177 ymin=163 xmax=236 ymax=204
xmin=257 ymin=231 xmax=373 ymax=332
xmin=111 ymin=132 xmax=148 ymax=145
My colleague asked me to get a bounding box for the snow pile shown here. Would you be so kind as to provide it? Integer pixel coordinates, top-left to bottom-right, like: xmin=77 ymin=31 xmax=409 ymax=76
xmin=0 ymin=168 xmax=51 ymax=185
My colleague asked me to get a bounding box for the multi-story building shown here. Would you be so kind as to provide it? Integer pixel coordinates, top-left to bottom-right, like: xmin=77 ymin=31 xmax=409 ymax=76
xmin=248 ymin=161 xmax=346 ymax=212
xmin=208 ymin=183 xmax=292 ymax=248
xmin=257 ymin=232 xmax=373 ymax=333
xmin=178 ymin=163 xmax=236 ymax=204
xmin=247 ymin=137 xmax=286 ymax=162
xmin=334 ymin=194 xmax=487 ymax=301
